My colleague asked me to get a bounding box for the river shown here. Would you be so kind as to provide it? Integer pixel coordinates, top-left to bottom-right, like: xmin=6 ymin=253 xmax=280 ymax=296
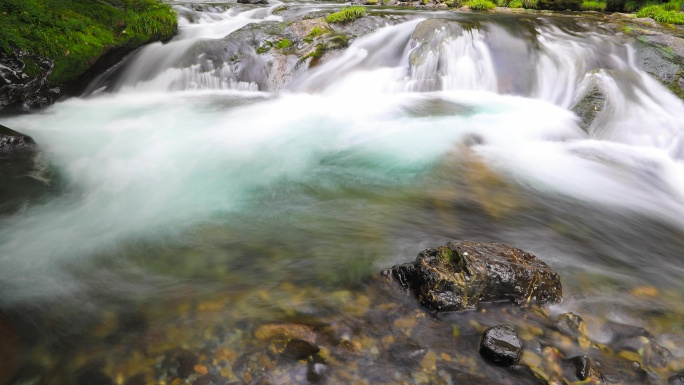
xmin=1 ymin=1 xmax=684 ymax=384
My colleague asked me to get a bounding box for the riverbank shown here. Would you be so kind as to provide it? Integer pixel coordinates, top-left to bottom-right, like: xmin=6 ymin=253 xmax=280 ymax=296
xmin=0 ymin=0 xmax=177 ymax=113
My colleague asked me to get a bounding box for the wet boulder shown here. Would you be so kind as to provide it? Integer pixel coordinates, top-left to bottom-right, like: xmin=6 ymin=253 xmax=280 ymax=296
xmin=237 ymin=0 xmax=269 ymax=4
xmin=383 ymin=241 xmax=562 ymax=312
xmin=568 ymin=355 xmax=601 ymax=381
xmin=0 ymin=124 xmax=35 ymax=152
xmin=479 ymin=324 xmax=523 ymax=366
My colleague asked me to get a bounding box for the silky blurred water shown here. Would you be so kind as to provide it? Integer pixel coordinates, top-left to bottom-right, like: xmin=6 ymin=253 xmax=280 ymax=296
xmin=2 ymin=0 xmax=684 ymax=363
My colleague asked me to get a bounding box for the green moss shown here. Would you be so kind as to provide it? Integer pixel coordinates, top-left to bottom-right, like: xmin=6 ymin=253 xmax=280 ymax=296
xmin=509 ymin=0 xmax=524 ymax=7
xmin=465 ymin=0 xmax=496 ymax=9
xmin=256 ymin=44 xmax=271 ymax=54
xmin=21 ymin=57 xmax=41 ymax=77
xmin=308 ymin=27 xmax=326 ymax=38
xmin=637 ymin=4 xmax=684 ymax=24
xmin=302 ymin=44 xmax=327 ymax=61
xmin=580 ymin=0 xmax=606 ymax=10
xmin=326 ymin=6 xmax=366 ymax=24
xmin=304 ymin=26 xmax=329 ymax=43
xmin=367 ymin=0 xmax=379 ymax=4
xmin=0 ymin=0 xmax=177 ymax=85
xmin=274 ymin=38 xmax=291 ymax=50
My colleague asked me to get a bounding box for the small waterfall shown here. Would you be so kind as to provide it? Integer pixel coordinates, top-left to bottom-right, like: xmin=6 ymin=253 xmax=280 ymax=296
xmin=405 ymin=23 xmax=497 ymax=92
xmin=95 ymin=4 xmax=284 ymax=93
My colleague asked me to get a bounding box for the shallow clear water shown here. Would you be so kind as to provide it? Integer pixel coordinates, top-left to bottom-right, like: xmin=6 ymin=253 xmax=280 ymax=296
xmin=2 ymin=2 xmax=684 ymax=383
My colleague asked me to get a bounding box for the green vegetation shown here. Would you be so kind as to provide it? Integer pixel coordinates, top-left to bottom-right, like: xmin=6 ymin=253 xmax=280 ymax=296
xmin=509 ymin=0 xmax=524 ymax=7
xmin=637 ymin=2 xmax=684 ymax=24
xmin=325 ymin=6 xmax=366 ymax=23
xmin=522 ymin=0 xmax=539 ymax=8
xmin=580 ymin=0 xmax=606 ymax=10
xmin=0 ymin=0 xmax=177 ymax=85
xmin=466 ymin=0 xmax=497 ymax=9
xmin=256 ymin=38 xmax=292 ymax=54
xmin=274 ymin=39 xmax=291 ymax=49
xmin=304 ymin=26 xmax=329 ymax=43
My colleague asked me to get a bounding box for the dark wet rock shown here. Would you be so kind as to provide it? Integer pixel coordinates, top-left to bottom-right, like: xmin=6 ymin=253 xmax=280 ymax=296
xmin=0 ymin=125 xmax=34 ymax=153
xmin=387 ymin=340 xmax=429 ymax=367
xmin=670 ymin=373 xmax=684 ymax=385
xmin=568 ymin=355 xmax=600 ymax=381
xmin=555 ymin=313 xmax=587 ymax=338
xmin=74 ymin=362 xmax=115 ymax=385
xmin=5 ymin=364 xmax=44 ymax=385
xmin=382 ymin=240 xmax=562 ymax=312
xmin=237 ymin=0 xmax=268 ymax=4
xmin=572 ymin=80 xmax=606 ymax=131
xmin=185 ymin=3 xmax=231 ymax=13
xmin=0 ymin=51 xmax=59 ymax=114
xmin=607 ymin=322 xmax=672 ymax=368
xmin=479 ymin=324 xmax=523 ymax=366
xmin=307 ymin=356 xmax=328 ymax=384
xmin=162 ymin=349 xmax=198 ymax=379
xmin=194 ymin=374 xmax=226 ymax=385
xmin=123 ymin=373 xmax=146 ymax=385
xmin=0 ymin=318 xmax=20 ymax=385
xmin=281 ymin=339 xmax=320 ymax=360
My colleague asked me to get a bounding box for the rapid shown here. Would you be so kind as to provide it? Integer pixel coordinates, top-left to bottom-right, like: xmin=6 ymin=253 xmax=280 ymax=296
xmin=1 ymin=1 xmax=684 ymax=383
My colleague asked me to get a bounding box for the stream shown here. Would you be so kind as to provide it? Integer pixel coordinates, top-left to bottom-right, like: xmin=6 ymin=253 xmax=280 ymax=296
xmin=1 ymin=1 xmax=684 ymax=384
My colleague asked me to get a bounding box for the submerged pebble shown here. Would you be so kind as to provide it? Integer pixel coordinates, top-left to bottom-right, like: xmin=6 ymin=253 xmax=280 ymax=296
xmin=479 ymin=324 xmax=524 ymax=366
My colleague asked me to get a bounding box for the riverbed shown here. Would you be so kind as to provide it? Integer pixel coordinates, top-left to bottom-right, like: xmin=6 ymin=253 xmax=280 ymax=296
xmin=1 ymin=2 xmax=684 ymax=384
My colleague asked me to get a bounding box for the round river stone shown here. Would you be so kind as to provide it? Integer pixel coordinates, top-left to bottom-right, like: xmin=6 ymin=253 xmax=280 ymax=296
xmin=479 ymin=324 xmax=523 ymax=366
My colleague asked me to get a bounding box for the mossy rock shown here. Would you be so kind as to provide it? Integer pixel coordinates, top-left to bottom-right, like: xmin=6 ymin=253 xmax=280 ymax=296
xmin=382 ymin=240 xmax=562 ymax=312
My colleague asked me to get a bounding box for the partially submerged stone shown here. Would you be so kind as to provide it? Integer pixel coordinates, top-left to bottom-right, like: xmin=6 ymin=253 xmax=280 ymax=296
xmin=382 ymin=241 xmax=562 ymax=312
xmin=479 ymin=324 xmax=523 ymax=366
xmin=0 ymin=124 xmax=35 ymax=152
xmin=555 ymin=312 xmax=588 ymax=338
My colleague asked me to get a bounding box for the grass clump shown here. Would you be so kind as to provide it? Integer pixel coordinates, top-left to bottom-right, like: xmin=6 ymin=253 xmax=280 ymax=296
xmin=0 ymin=0 xmax=177 ymax=85
xmin=304 ymin=26 xmax=329 ymax=43
xmin=580 ymin=0 xmax=606 ymax=10
xmin=637 ymin=3 xmax=684 ymax=24
xmin=509 ymin=0 xmax=524 ymax=7
xmin=274 ymin=39 xmax=291 ymax=49
xmin=326 ymin=6 xmax=366 ymax=23
xmin=465 ymin=0 xmax=496 ymax=10
xmin=522 ymin=0 xmax=539 ymax=8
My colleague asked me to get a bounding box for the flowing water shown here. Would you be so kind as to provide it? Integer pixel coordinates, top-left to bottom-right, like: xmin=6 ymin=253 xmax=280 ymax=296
xmin=2 ymin=1 xmax=684 ymax=384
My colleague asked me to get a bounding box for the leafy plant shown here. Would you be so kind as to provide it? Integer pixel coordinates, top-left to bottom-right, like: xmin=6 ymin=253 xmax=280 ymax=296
xmin=580 ymin=0 xmax=606 ymax=10
xmin=465 ymin=0 xmax=496 ymax=10
xmin=274 ymin=39 xmax=291 ymax=49
xmin=637 ymin=3 xmax=684 ymax=23
xmin=326 ymin=6 xmax=366 ymax=23
xmin=522 ymin=0 xmax=539 ymax=8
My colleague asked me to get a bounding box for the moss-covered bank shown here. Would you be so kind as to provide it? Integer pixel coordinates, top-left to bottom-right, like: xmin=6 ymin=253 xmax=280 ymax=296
xmin=0 ymin=0 xmax=177 ymax=85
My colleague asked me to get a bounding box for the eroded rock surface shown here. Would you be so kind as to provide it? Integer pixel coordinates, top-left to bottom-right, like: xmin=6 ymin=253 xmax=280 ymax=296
xmin=383 ymin=240 xmax=562 ymax=312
